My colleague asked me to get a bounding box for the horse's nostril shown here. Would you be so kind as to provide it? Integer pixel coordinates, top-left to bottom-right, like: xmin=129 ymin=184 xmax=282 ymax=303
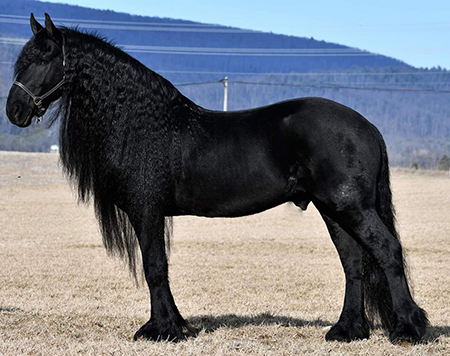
xmin=14 ymin=104 xmax=21 ymax=118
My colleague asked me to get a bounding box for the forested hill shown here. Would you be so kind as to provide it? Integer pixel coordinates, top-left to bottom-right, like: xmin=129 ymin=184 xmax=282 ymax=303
xmin=0 ymin=0 xmax=449 ymax=169
xmin=0 ymin=0 xmax=410 ymax=74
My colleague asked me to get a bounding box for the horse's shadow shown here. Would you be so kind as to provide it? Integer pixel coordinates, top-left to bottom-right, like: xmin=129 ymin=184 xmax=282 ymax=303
xmin=187 ymin=312 xmax=332 ymax=334
xmin=423 ymin=325 xmax=450 ymax=343
xmin=187 ymin=312 xmax=450 ymax=343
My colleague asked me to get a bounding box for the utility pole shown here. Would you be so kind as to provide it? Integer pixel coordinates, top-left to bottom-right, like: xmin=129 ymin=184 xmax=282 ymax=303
xmin=219 ymin=77 xmax=228 ymax=111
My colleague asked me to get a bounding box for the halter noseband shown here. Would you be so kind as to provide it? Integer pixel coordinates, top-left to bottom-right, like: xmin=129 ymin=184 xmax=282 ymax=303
xmin=13 ymin=35 xmax=66 ymax=120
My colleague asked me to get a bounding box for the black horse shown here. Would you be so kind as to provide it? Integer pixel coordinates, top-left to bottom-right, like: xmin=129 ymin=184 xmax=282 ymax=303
xmin=6 ymin=14 xmax=429 ymax=344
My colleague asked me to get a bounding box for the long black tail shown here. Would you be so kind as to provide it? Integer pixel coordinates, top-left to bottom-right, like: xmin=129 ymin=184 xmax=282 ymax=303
xmin=362 ymin=131 xmax=399 ymax=331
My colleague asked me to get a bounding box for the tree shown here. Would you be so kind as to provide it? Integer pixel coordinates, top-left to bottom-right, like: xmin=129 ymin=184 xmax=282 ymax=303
xmin=438 ymin=155 xmax=450 ymax=171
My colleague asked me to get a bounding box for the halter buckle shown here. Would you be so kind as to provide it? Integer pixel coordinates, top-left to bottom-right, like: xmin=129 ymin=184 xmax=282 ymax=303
xmin=33 ymin=97 xmax=43 ymax=107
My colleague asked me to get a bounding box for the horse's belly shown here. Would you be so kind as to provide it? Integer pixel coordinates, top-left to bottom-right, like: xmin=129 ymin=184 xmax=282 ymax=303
xmin=174 ymin=161 xmax=289 ymax=217
xmin=175 ymin=185 xmax=287 ymax=217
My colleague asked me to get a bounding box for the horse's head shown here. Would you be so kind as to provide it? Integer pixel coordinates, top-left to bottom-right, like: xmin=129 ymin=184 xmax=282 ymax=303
xmin=6 ymin=13 xmax=65 ymax=127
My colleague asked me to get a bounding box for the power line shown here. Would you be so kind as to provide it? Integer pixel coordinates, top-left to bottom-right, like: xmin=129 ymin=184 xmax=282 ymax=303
xmin=0 ymin=38 xmax=379 ymax=57
xmin=231 ymin=80 xmax=450 ymax=93
xmin=150 ymin=69 xmax=450 ymax=77
xmin=3 ymin=13 xmax=450 ymax=36
xmin=0 ymin=37 xmax=27 ymax=43
xmin=0 ymin=17 xmax=258 ymax=33
xmin=2 ymin=79 xmax=448 ymax=102
xmin=0 ymin=13 xmax=222 ymax=27
xmin=174 ymin=80 xmax=450 ymax=93
xmin=121 ymin=44 xmax=368 ymax=53
xmin=126 ymin=49 xmax=379 ymax=57
xmin=175 ymin=80 xmax=220 ymax=87
xmin=1 ymin=55 xmax=448 ymax=79
xmin=2 ymin=14 xmax=449 ymax=31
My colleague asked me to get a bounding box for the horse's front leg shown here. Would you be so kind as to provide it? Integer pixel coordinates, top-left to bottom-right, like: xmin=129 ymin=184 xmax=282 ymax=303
xmin=132 ymin=211 xmax=190 ymax=342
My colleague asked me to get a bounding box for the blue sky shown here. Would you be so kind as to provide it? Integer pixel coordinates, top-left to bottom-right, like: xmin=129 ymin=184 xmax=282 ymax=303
xmin=41 ymin=0 xmax=450 ymax=69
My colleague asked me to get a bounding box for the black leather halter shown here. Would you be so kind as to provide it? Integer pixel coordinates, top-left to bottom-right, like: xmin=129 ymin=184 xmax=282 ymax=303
xmin=13 ymin=35 xmax=66 ymax=119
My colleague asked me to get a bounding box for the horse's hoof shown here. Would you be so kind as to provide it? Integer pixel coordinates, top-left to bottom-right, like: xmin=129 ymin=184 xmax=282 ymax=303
xmin=133 ymin=318 xmax=192 ymax=342
xmin=389 ymin=327 xmax=422 ymax=345
xmin=325 ymin=318 xmax=370 ymax=342
xmin=389 ymin=308 xmax=428 ymax=345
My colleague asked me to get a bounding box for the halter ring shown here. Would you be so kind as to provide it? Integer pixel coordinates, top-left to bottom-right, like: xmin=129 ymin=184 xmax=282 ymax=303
xmin=33 ymin=97 xmax=43 ymax=107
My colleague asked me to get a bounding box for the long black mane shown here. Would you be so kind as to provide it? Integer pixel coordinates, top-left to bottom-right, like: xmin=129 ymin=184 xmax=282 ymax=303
xmin=56 ymin=29 xmax=187 ymax=276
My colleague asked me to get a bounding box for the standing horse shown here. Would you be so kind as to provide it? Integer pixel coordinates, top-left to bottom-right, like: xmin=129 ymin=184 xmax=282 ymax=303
xmin=6 ymin=14 xmax=428 ymax=344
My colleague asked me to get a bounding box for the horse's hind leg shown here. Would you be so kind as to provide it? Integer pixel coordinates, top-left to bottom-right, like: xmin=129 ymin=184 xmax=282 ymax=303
xmin=320 ymin=213 xmax=370 ymax=341
xmin=324 ymin=204 xmax=428 ymax=343
xmin=131 ymin=212 xmax=191 ymax=342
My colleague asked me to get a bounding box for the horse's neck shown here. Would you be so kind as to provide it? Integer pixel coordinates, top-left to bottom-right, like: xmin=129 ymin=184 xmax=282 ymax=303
xmin=65 ymin=34 xmax=204 ymax=132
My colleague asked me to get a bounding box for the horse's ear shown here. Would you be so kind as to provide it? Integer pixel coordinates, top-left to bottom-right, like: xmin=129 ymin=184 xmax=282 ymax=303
xmin=44 ymin=13 xmax=63 ymax=45
xmin=30 ymin=13 xmax=43 ymax=35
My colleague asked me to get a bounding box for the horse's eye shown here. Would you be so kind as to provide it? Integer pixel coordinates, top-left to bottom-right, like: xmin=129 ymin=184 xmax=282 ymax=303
xmin=40 ymin=56 xmax=50 ymax=65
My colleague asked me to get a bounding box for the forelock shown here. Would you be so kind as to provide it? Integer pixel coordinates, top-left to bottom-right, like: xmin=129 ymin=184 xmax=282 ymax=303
xmin=13 ymin=31 xmax=56 ymax=77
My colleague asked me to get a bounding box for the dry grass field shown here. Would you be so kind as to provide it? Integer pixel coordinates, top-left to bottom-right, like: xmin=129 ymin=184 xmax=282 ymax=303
xmin=0 ymin=151 xmax=449 ymax=355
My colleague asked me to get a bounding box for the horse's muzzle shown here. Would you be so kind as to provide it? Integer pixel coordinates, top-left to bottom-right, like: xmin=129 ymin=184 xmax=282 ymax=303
xmin=6 ymin=102 xmax=34 ymax=128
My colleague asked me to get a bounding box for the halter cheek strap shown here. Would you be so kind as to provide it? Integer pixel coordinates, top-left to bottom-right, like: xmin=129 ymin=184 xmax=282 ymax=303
xmin=13 ymin=35 xmax=66 ymax=120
